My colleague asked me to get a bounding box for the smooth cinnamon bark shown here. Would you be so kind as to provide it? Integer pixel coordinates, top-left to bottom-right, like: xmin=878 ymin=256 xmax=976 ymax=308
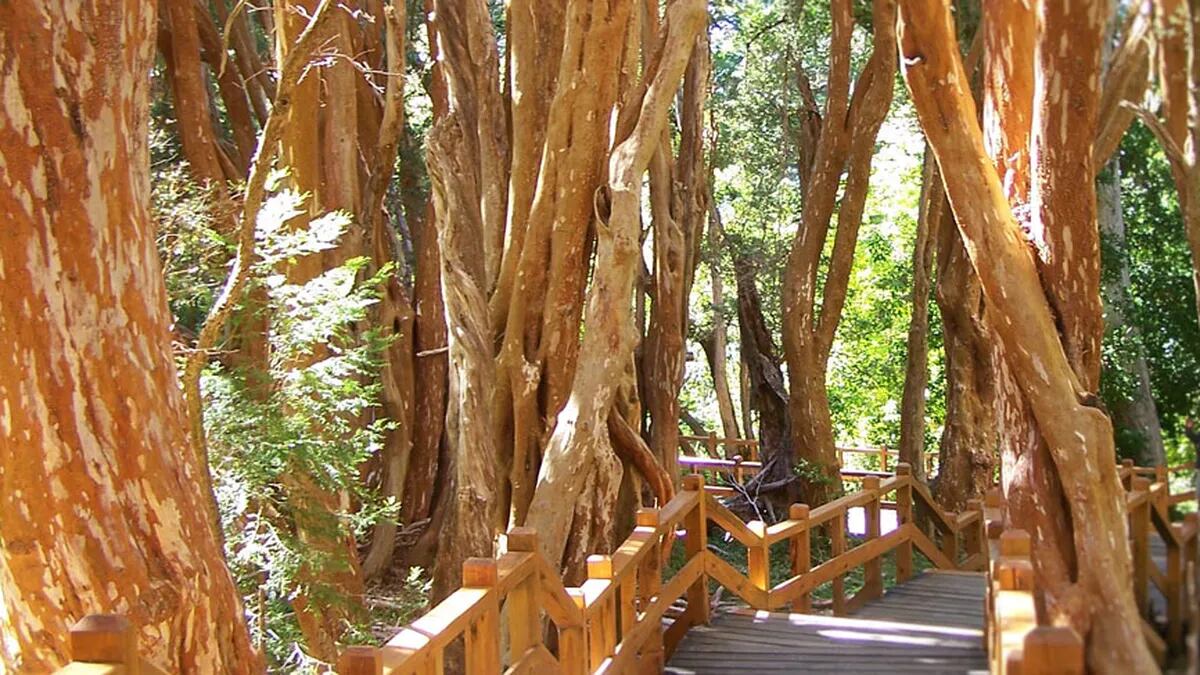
xmin=0 ymin=1 xmax=257 ymax=669
xmin=898 ymin=1 xmax=1155 ymax=670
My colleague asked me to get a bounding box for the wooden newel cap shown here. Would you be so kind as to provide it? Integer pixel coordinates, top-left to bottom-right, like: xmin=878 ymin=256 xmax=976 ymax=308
xmin=682 ymin=474 xmax=705 ymax=491
xmin=586 ymin=555 xmax=614 ymax=580
xmin=997 ymin=559 xmax=1035 ymax=591
xmin=1122 ymin=458 xmax=1135 ymax=468
xmin=747 ymin=520 xmax=767 ymax=536
xmin=999 ymin=529 xmax=1032 ymax=557
xmin=567 ymin=587 xmax=587 ymax=608
xmin=863 ymin=476 xmax=881 ymax=490
xmin=1005 ymin=648 xmax=1025 ymax=675
xmin=1023 ymin=626 xmax=1083 ymax=675
xmin=636 ymin=508 xmax=660 ymax=528
xmin=789 ymin=503 xmax=810 ymax=520
xmin=985 ymin=487 xmax=1005 ymax=508
xmin=895 ymin=462 xmax=912 ymax=475
xmin=966 ymin=499 xmax=982 ymax=512
xmin=70 ymin=614 xmax=136 ymax=664
xmin=337 ymin=646 xmax=383 ymax=675
xmin=1132 ymin=477 xmax=1151 ymax=492
xmin=462 ymin=558 xmax=498 ymax=587
xmin=986 ymin=519 xmax=1005 ymax=540
xmin=507 ymin=527 xmax=538 ymax=553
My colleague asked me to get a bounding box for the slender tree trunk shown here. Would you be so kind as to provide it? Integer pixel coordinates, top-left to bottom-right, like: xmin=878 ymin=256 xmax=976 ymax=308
xmin=897 ymin=149 xmax=939 ymax=483
xmin=645 ymin=29 xmax=710 ymax=484
xmin=704 ymin=201 xmax=741 ymax=440
xmin=426 ymin=115 xmax=502 ymax=600
xmin=734 ymin=256 xmax=792 ymax=487
xmin=782 ymin=0 xmax=896 ymax=506
xmin=933 ymin=213 xmax=998 ymax=511
xmin=898 ymin=1 xmax=1156 ymax=669
xmin=739 ymin=353 xmax=756 ymax=439
xmin=0 ymin=2 xmax=258 ymax=670
xmin=400 ymin=0 xmax=449 ymax=540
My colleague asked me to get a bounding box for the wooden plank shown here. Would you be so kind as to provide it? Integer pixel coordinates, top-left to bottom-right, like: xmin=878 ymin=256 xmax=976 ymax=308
xmin=768 ymin=526 xmax=910 ymax=609
xmin=909 ymin=524 xmax=956 ymax=570
xmin=607 ymin=553 xmax=704 ymax=673
xmin=69 ymin=615 xmax=138 ymax=673
xmin=704 ymin=494 xmax=761 ymax=548
xmin=863 ymin=477 xmax=883 ymax=601
xmin=788 ymin=504 xmax=812 ymax=612
xmin=747 ymin=520 xmax=769 ymax=592
xmin=508 ymin=645 xmax=561 ymax=675
xmin=704 ymin=551 xmax=768 ymax=608
xmin=895 ymin=467 xmax=914 ymax=583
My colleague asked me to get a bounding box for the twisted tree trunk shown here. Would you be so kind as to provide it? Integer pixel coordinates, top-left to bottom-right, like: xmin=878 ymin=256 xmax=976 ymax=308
xmin=0 ymin=1 xmax=257 ymax=670
xmin=524 ymin=0 xmax=708 ymax=568
xmin=898 ymin=149 xmax=940 ymax=483
xmin=898 ymin=0 xmax=1155 ymax=669
xmin=781 ymin=0 xmax=896 ymax=506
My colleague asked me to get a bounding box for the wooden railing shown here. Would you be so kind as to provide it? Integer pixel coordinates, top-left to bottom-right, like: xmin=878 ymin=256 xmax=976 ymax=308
xmin=335 ymin=482 xmax=709 ymax=674
xmin=1120 ymin=462 xmax=1198 ymax=655
xmin=55 ymin=464 xmax=986 ymax=674
xmin=51 ymin=615 xmax=168 ymax=675
xmin=330 ymin=461 xmax=986 ymax=673
xmin=58 ymin=458 xmax=1194 ymax=673
xmin=983 ymin=463 xmax=1199 ymax=672
xmin=677 ymin=435 xmax=939 ymax=493
xmin=981 ymin=489 xmax=1085 ymax=674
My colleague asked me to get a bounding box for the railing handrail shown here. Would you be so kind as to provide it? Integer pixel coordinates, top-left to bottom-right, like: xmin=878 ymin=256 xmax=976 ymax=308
xmin=983 ymin=490 xmax=1086 ymax=674
xmin=57 ymin=459 xmax=1195 ymax=674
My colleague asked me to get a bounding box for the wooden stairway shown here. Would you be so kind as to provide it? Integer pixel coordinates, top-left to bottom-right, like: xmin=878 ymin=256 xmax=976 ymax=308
xmin=666 ymin=571 xmax=988 ymax=674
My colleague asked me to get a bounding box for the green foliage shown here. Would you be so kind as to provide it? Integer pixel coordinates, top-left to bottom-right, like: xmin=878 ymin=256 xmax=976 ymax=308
xmin=200 ymin=192 xmax=399 ymax=670
xmin=1112 ymin=122 xmax=1200 ymax=461
xmin=693 ymin=1 xmax=937 ymax=452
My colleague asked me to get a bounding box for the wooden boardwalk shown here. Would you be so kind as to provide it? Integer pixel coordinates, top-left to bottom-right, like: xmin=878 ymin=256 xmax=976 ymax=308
xmin=666 ymin=571 xmax=988 ymax=674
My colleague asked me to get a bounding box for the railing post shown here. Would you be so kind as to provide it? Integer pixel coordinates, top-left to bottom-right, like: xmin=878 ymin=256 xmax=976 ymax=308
xmin=585 ymin=555 xmax=616 ymax=669
xmin=1131 ymin=476 xmax=1150 ymax=616
xmin=747 ymin=520 xmax=769 ymax=598
xmin=1022 ymin=626 xmax=1084 ymax=675
xmin=895 ymin=463 xmax=914 ymax=583
xmin=880 ymin=446 xmax=889 ymax=473
xmin=940 ymin=508 xmax=960 ymax=565
xmin=1121 ymin=458 xmax=1135 ymax=490
xmin=463 ymin=558 xmax=501 ymax=675
xmin=506 ymin=527 xmax=542 ymax=659
xmin=337 ymin=646 xmax=382 ymax=675
xmin=830 ymin=517 xmax=847 ymax=616
xmin=634 ymin=508 xmax=664 ymax=671
xmin=1165 ymin=512 xmax=1184 ymax=650
xmin=69 ymin=615 xmax=138 ymax=674
xmin=706 ymin=432 xmax=719 ymax=458
xmin=863 ymin=476 xmax=883 ymax=599
xmin=561 ymin=589 xmax=589 ymax=675
xmin=682 ymin=474 xmax=710 ymax=626
xmin=789 ymin=504 xmax=812 ymax=612
xmin=965 ymin=498 xmax=984 ymax=564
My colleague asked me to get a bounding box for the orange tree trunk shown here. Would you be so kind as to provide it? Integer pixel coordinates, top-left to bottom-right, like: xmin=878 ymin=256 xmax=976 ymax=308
xmin=0 ymin=2 xmax=257 ymax=671
xmin=898 ymin=0 xmax=1155 ymax=670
